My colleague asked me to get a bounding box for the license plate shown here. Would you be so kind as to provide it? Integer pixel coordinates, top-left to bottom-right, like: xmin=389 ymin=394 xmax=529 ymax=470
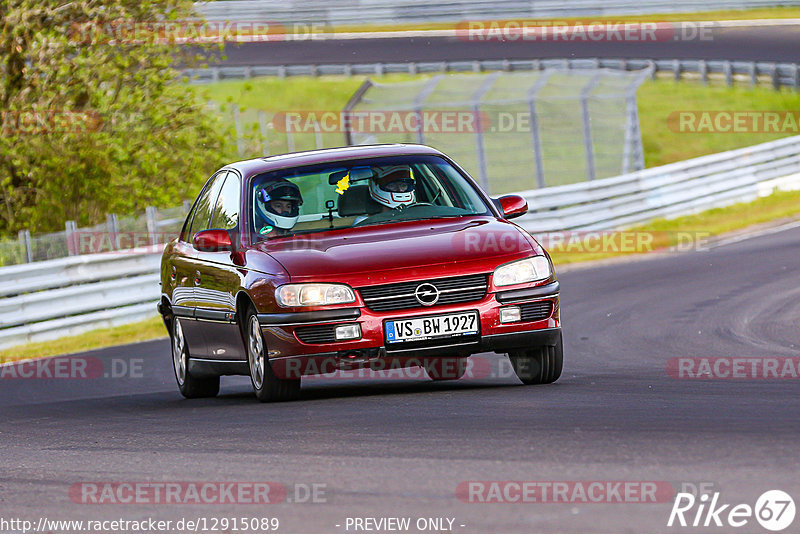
xmin=385 ymin=311 xmax=479 ymax=344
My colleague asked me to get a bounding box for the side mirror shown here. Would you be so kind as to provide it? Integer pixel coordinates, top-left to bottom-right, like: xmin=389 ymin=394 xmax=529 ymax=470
xmin=497 ymin=195 xmax=528 ymax=220
xmin=193 ymin=229 xmax=233 ymax=252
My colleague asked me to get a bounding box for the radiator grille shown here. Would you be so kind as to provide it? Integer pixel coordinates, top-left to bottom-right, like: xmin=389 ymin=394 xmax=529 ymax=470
xmin=359 ymin=274 xmax=488 ymax=312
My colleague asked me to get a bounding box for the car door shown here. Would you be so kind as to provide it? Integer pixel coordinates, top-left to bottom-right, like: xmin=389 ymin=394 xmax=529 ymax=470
xmin=177 ymin=170 xmax=228 ymax=358
xmin=193 ymin=171 xmax=247 ymax=361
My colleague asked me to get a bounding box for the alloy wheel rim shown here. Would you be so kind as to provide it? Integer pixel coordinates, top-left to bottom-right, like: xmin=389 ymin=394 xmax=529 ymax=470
xmin=172 ymin=318 xmax=186 ymax=385
xmin=248 ymin=316 xmax=265 ymax=389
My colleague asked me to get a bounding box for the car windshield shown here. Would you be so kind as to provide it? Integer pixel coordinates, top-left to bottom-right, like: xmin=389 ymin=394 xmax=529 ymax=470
xmin=249 ymin=154 xmax=492 ymax=241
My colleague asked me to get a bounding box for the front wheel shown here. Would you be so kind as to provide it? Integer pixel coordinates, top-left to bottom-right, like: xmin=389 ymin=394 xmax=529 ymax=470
xmin=245 ymin=310 xmax=301 ymax=402
xmin=172 ymin=317 xmax=220 ymax=398
xmin=508 ymin=332 xmax=563 ymax=385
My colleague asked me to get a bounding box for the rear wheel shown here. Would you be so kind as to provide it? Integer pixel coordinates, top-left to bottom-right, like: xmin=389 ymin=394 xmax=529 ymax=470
xmin=508 ymin=332 xmax=563 ymax=385
xmin=245 ymin=309 xmax=301 ymax=402
xmin=172 ymin=317 xmax=220 ymax=398
xmin=424 ymin=357 xmax=468 ymax=381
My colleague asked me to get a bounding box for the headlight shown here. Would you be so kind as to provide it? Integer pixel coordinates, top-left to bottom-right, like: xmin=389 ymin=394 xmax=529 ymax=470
xmin=275 ymin=284 xmax=356 ymax=307
xmin=493 ymin=256 xmax=551 ymax=287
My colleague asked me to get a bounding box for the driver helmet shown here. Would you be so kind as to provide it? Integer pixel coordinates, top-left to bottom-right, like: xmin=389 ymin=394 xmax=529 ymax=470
xmin=255 ymin=179 xmax=303 ymax=230
xmin=369 ymin=166 xmax=416 ymax=209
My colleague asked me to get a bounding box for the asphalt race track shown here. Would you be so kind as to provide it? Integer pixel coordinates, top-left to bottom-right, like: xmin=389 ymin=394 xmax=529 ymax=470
xmin=213 ymin=24 xmax=800 ymax=66
xmin=1 ymin=224 xmax=799 ymax=533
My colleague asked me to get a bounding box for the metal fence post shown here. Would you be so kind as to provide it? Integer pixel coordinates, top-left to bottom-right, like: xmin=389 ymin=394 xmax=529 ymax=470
xmin=106 ymin=213 xmax=119 ymax=251
xmin=18 ymin=230 xmax=33 ymax=263
xmin=232 ymin=104 xmax=245 ymax=156
xmin=313 ymin=119 xmax=323 ymax=149
xmin=622 ymin=67 xmax=651 ymax=174
xmin=65 ymin=220 xmax=78 ymax=256
xmin=412 ymin=75 xmax=444 ymax=144
xmin=526 ymin=71 xmax=553 ymax=188
xmin=471 ymin=72 xmax=500 ymax=193
xmin=723 ymin=60 xmax=733 ymax=87
xmin=145 ymin=206 xmax=158 ymax=246
xmin=258 ymin=110 xmax=270 ymax=155
xmin=286 ymin=113 xmax=296 ymax=152
xmin=580 ymin=74 xmax=601 ymax=181
xmin=341 ymin=79 xmax=374 ymax=146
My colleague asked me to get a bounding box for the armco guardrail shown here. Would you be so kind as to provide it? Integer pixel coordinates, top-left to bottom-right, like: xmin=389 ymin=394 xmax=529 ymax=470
xmin=0 ymin=252 xmax=162 ymax=349
xmin=514 ymin=135 xmax=800 ymax=233
xmin=1 ymin=135 xmax=799 ymax=349
xmin=183 ymin=58 xmax=800 ymax=91
xmin=195 ymin=0 xmax=800 ymax=25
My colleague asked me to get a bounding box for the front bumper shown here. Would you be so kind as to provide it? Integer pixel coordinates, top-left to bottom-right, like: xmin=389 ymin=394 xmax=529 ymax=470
xmin=257 ymin=281 xmax=560 ymax=375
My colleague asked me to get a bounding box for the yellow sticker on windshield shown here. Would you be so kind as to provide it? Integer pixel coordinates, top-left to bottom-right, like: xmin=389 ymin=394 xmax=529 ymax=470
xmin=335 ymin=173 xmax=350 ymax=195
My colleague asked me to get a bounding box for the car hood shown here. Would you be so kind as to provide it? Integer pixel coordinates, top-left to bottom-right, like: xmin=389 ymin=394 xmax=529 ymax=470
xmin=252 ymin=217 xmax=540 ymax=283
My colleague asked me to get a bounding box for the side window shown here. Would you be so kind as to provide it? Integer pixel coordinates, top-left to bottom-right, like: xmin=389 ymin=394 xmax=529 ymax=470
xmin=187 ymin=171 xmax=227 ymax=240
xmin=209 ymin=173 xmax=241 ymax=230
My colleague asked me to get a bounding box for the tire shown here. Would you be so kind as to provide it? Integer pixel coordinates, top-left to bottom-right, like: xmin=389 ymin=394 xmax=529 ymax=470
xmin=244 ymin=308 xmax=301 ymax=402
xmin=508 ymin=332 xmax=563 ymax=385
xmin=171 ymin=316 xmax=220 ymax=398
xmin=424 ymin=357 xmax=468 ymax=381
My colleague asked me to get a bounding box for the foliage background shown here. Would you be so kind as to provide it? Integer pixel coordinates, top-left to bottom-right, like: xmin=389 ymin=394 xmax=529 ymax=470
xmin=0 ymin=0 xmax=231 ymax=235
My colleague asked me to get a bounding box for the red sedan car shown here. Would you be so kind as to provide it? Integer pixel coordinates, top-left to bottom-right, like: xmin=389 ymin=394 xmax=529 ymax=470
xmin=159 ymin=144 xmax=562 ymax=401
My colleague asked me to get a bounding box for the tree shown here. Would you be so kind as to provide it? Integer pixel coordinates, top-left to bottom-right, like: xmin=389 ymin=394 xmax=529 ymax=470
xmin=0 ymin=0 xmax=230 ymax=234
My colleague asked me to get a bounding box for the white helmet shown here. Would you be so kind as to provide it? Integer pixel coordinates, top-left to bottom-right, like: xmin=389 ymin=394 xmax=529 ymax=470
xmin=255 ymin=179 xmax=303 ymax=230
xmin=369 ymin=166 xmax=416 ymax=209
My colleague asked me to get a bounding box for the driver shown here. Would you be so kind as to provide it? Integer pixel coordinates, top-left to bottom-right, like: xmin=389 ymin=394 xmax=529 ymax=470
xmin=368 ymin=166 xmax=416 ymax=211
xmin=254 ymin=179 xmax=303 ymax=236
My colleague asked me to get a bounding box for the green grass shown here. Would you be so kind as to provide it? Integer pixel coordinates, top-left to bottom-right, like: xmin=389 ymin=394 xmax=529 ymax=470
xmin=638 ymin=82 xmax=800 ymax=167
xmin=0 ymin=316 xmax=168 ymax=364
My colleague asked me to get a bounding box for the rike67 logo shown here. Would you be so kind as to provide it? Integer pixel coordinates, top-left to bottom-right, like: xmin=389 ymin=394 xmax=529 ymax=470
xmin=668 ymin=490 xmax=795 ymax=531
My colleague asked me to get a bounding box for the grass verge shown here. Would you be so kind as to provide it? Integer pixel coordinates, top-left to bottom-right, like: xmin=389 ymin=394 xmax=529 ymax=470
xmin=0 ymin=316 xmax=167 ymax=364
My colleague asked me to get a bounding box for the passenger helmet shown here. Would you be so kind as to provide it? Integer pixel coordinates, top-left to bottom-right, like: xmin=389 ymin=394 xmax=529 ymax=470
xmin=368 ymin=166 xmax=416 ymax=209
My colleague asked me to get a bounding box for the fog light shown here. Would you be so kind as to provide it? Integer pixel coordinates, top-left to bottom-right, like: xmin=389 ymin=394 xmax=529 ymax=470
xmin=499 ymin=306 xmax=522 ymax=324
xmin=335 ymin=324 xmax=362 ymax=341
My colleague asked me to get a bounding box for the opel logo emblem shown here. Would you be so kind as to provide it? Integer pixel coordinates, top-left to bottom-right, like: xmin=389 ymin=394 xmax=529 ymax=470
xmin=415 ymin=283 xmax=440 ymax=306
